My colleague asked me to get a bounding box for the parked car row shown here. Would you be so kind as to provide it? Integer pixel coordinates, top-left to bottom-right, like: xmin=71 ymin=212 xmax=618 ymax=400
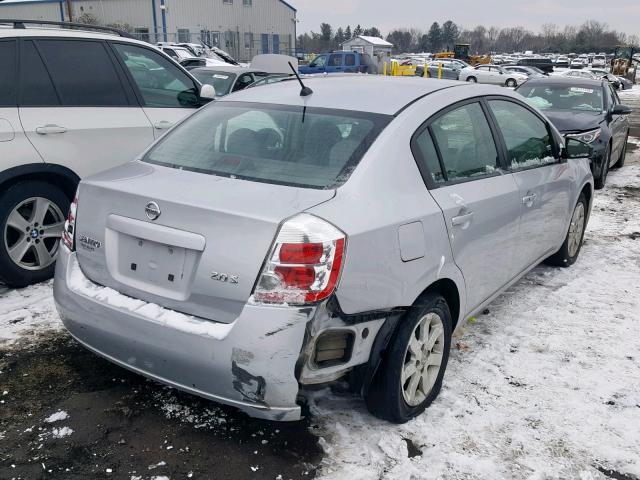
xmin=0 ymin=20 xmax=633 ymax=425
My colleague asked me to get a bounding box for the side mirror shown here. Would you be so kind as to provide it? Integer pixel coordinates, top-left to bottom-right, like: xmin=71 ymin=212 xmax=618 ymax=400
xmin=199 ymin=83 xmax=216 ymax=102
xmin=562 ymin=137 xmax=593 ymax=159
xmin=612 ymin=104 xmax=632 ymax=115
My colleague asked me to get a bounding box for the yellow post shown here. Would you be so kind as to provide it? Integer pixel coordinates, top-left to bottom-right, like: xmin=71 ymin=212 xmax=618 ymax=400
xmin=423 ymin=63 xmax=428 ymax=78
xmin=383 ymin=62 xmax=387 ymax=76
xmin=438 ymin=62 xmax=443 ymax=79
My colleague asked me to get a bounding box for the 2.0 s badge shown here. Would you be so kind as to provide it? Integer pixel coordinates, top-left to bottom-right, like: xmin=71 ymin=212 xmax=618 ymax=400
xmin=211 ymin=271 xmax=239 ymax=284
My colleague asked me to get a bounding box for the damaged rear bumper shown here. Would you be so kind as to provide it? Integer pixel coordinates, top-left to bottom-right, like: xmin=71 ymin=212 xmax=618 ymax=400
xmin=53 ymin=248 xmax=312 ymax=421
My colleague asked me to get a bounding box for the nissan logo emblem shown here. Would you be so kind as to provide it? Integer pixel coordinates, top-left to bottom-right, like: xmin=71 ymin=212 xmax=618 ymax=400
xmin=145 ymin=201 xmax=161 ymax=221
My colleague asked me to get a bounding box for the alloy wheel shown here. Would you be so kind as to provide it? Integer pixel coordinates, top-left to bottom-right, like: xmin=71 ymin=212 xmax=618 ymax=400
xmin=401 ymin=312 xmax=445 ymax=406
xmin=568 ymin=202 xmax=585 ymax=258
xmin=3 ymin=197 xmax=65 ymax=271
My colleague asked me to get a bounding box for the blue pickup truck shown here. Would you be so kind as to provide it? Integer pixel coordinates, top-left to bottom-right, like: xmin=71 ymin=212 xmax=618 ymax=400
xmin=299 ymin=51 xmax=371 ymax=74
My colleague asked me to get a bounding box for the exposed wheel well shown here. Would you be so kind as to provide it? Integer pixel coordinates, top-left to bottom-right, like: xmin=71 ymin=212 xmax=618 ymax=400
xmin=0 ymin=171 xmax=78 ymax=201
xmin=421 ymin=279 xmax=461 ymax=330
xmin=581 ymin=183 xmax=593 ymax=213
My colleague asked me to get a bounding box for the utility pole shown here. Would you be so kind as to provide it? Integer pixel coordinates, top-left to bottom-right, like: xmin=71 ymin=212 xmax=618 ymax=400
xmin=65 ymin=0 xmax=73 ymax=22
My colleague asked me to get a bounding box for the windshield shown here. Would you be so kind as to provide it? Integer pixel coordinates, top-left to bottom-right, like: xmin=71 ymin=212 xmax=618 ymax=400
xmin=143 ymin=102 xmax=390 ymax=189
xmin=190 ymin=70 xmax=236 ymax=95
xmin=309 ymin=55 xmax=326 ymax=68
xmin=518 ymin=85 xmax=604 ymax=113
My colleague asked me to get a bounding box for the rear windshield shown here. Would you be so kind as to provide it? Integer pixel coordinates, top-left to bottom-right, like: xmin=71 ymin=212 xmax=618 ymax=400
xmin=143 ymin=102 xmax=390 ymax=189
xmin=518 ymin=84 xmax=603 ymax=113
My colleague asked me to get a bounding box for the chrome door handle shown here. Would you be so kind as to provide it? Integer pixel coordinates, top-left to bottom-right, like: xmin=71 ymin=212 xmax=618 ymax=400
xmin=451 ymin=212 xmax=474 ymax=227
xmin=153 ymin=120 xmax=173 ymax=130
xmin=36 ymin=124 xmax=67 ymax=135
xmin=522 ymin=193 xmax=537 ymax=206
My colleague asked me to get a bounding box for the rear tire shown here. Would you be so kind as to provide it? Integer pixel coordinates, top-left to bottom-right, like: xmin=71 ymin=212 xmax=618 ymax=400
xmin=365 ymin=292 xmax=452 ymax=423
xmin=545 ymin=193 xmax=587 ymax=268
xmin=466 ymin=76 xmax=477 ymax=83
xmin=0 ymin=181 xmax=70 ymax=288
xmin=612 ymin=134 xmax=628 ymax=169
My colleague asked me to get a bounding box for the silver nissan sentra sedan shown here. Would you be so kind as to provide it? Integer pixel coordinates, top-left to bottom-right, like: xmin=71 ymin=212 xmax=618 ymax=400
xmin=53 ymin=76 xmax=593 ymax=423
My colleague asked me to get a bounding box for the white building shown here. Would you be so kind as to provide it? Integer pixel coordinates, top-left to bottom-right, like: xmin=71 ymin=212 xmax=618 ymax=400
xmin=0 ymin=0 xmax=297 ymax=61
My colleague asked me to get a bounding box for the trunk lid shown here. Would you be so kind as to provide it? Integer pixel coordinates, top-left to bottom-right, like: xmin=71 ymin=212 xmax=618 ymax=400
xmin=75 ymin=161 xmax=335 ymax=323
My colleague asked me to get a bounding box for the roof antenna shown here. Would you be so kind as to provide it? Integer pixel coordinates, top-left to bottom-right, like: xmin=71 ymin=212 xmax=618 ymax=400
xmin=288 ymin=61 xmax=313 ymax=97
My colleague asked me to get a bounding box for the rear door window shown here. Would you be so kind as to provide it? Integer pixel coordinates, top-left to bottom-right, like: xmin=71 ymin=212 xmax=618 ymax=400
xmin=488 ymin=100 xmax=556 ymax=169
xmin=144 ymin=102 xmax=390 ymax=188
xmin=111 ymin=43 xmax=199 ymax=108
xmin=0 ymin=40 xmax=16 ymax=106
xmin=345 ymin=54 xmax=356 ymax=66
xmin=19 ymin=41 xmax=60 ymax=106
xmin=35 ymin=39 xmax=129 ymax=106
xmin=429 ymin=102 xmax=500 ymax=182
xmin=413 ymin=129 xmax=445 ymax=183
xmin=328 ymin=54 xmax=342 ymax=67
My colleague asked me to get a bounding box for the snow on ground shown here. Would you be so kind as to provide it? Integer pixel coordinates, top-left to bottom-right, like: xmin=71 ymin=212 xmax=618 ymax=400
xmin=311 ymin=150 xmax=640 ymax=478
xmin=0 ymin=280 xmax=62 ymax=346
xmin=44 ymin=411 xmax=69 ymax=423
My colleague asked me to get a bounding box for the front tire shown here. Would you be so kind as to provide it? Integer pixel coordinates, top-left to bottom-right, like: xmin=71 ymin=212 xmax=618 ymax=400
xmin=612 ymin=134 xmax=629 ymax=169
xmin=466 ymin=76 xmax=477 ymax=83
xmin=594 ymin=143 xmax=611 ymax=190
xmin=0 ymin=181 xmax=69 ymax=288
xmin=505 ymin=78 xmax=517 ymax=87
xmin=545 ymin=193 xmax=587 ymax=267
xmin=365 ymin=292 xmax=452 ymax=423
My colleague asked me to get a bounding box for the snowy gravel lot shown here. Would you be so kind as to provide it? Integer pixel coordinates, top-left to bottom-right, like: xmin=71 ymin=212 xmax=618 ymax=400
xmin=1 ymin=90 xmax=639 ymax=480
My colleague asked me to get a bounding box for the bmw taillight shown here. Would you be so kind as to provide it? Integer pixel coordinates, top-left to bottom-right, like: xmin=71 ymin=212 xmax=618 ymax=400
xmin=62 ymin=193 xmax=78 ymax=251
xmin=252 ymin=214 xmax=346 ymax=305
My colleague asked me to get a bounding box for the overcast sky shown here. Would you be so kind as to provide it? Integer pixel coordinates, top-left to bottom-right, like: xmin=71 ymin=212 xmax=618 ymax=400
xmin=293 ymin=0 xmax=640 ymax=36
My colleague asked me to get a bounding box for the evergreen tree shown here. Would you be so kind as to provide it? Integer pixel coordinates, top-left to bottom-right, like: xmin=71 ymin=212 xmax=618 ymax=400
xmin=345 ymin=25 xmax=352 ymax=40
xmin=427 ymin=22 xmax=442 ymax=52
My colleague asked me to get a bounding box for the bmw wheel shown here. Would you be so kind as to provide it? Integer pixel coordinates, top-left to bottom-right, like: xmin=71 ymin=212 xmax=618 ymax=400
xmin=365 ymin=292 xmax=452 ymax=423
xmin=0 ymin=181 xmax=70 ymax=287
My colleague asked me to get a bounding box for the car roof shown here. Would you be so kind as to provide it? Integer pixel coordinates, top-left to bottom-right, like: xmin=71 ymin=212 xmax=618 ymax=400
xmin=0 ymin=24 xmax=153 ymax=47
xmin=221 ymin=75 xmax=475 ymax=115
xmin=521 ymin=77 xmax=604 ymax=88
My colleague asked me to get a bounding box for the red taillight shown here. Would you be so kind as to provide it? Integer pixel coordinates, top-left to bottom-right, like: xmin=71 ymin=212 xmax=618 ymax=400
xmin=275 ymin=266 xmax=316 ymax=289
xmin=62 ymin=193 xmax=78 ymax=251
xmin=252 ymin=215 xmax=346 ymax=305
xmin=279 ymin=242 xmax=324 ymax=264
